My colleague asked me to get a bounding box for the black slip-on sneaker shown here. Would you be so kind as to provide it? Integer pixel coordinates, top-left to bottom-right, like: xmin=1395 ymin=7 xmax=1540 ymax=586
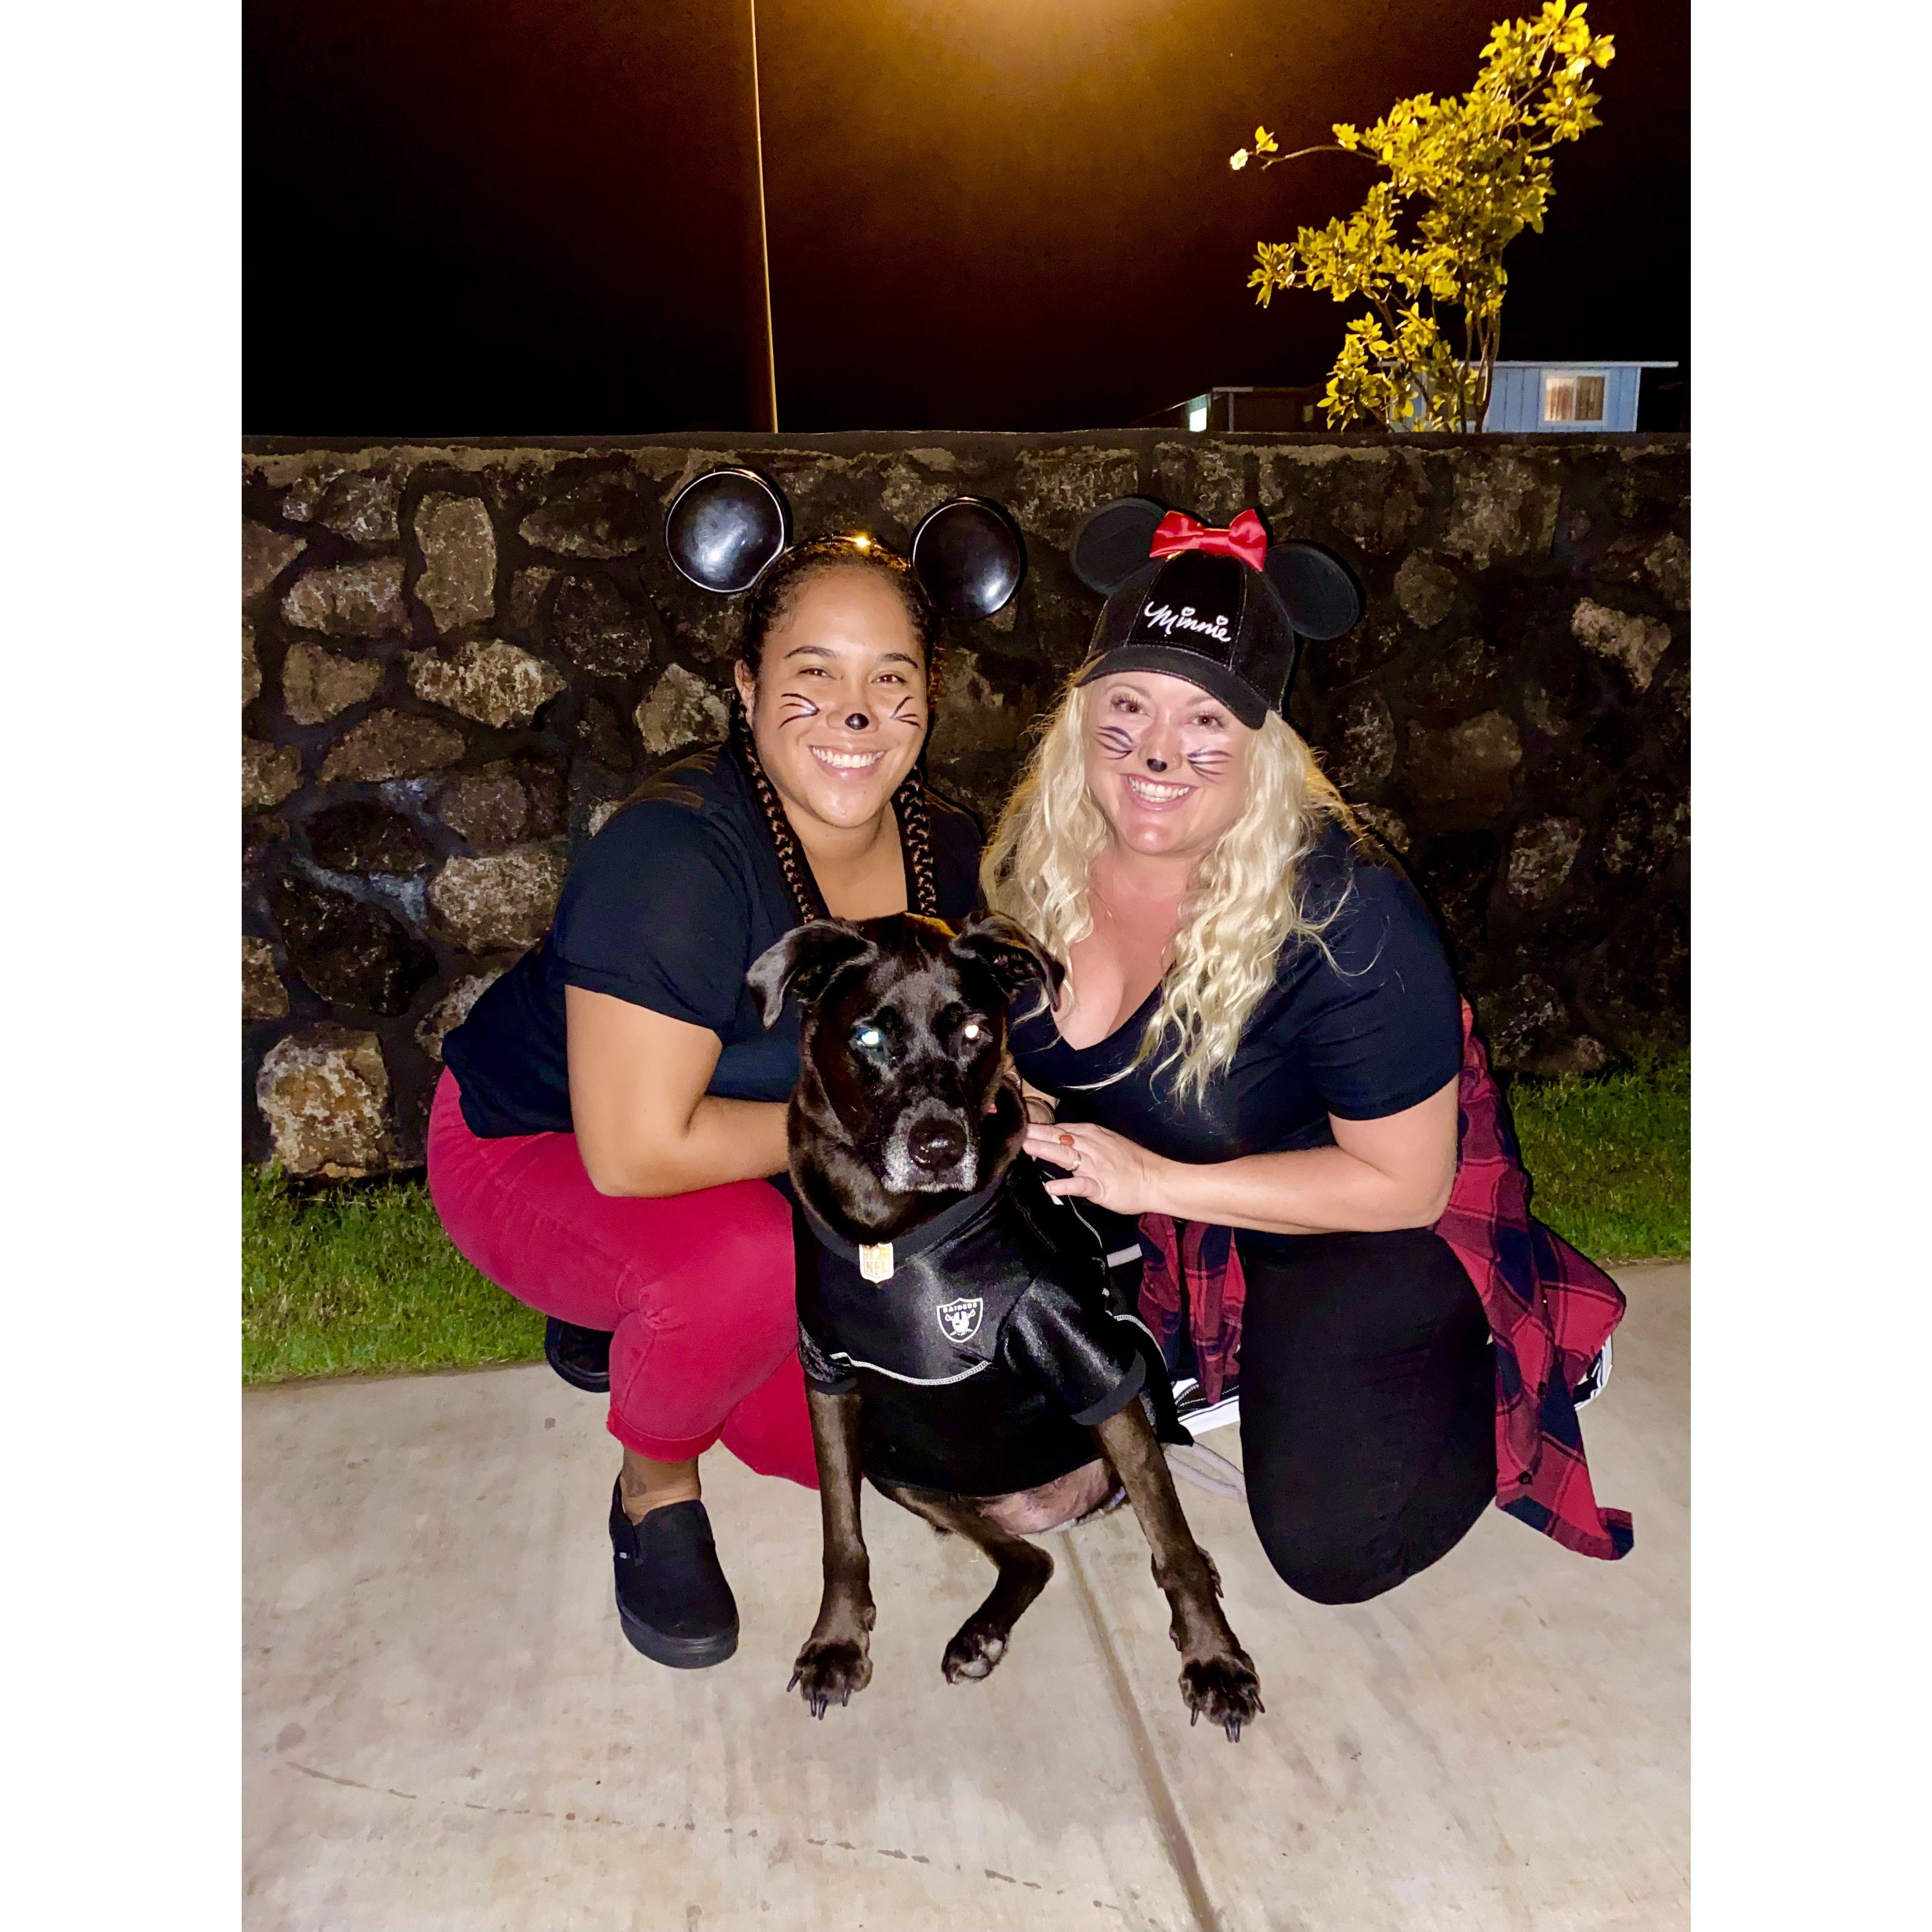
xmin=545 ymin=1317 xmax=613 ymax=1393
xmin=608 ymin=1488 xmax=740 ymax=1669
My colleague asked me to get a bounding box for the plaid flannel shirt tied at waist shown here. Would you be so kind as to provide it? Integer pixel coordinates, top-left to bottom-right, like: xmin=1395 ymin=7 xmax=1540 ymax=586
xmin=1135 ymin=1000 xmax=1632 ymax=1562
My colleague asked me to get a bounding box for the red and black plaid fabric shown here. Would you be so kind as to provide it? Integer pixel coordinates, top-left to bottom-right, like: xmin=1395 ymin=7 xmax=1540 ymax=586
xmin=1135 ymin=1215 xmax=1247 ymax=1406
xmin=1136 ymin=1000 xmax=1633 ymax=1562
xmin=1433 ymin=1002 xmax=1632 ymax=1559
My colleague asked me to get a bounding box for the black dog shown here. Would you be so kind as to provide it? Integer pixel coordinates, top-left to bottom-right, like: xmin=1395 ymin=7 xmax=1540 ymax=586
xmin=746 ymin=910 xmax=1262 ymax=1740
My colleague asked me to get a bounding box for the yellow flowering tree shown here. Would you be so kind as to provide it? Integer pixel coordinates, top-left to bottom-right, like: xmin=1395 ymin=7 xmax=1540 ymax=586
xmin=1231 ymin=4 xmax=1615 ymax=432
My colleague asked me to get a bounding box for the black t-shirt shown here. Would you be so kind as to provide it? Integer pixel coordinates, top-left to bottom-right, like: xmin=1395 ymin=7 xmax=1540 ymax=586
xmin=443 ymin=741 xmax=984 ymax=1138
xmin=794 ymin=1157 xmax=1182 ymax=1496
xmin=1009 ymin=821 xmax=1463 ymax=1250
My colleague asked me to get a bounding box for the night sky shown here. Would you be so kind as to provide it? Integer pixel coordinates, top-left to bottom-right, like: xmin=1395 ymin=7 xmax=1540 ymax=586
xmin=245 ymin=0 xmax=1687 ymax=435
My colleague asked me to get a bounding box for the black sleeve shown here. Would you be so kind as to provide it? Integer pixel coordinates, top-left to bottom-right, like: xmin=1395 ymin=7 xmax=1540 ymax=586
xmin=999 ymin=1279 xmax=1147 ymax=1427
xmin=1291 ymin=854 xmax=1465 ymax=1120
xmin=549 ymin=801 xmax=753 ymax=1035
xmin=797 ymin=1320 xmax=857 ymax=1396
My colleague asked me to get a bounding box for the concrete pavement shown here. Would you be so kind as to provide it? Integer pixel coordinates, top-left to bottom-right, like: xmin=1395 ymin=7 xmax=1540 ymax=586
xmin=243 ymin=1264 xmax=1688 ymax=1931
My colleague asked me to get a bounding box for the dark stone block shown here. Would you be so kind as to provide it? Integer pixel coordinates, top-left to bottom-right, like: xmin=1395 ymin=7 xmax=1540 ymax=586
xmin=306 ymin=800 xmax=433 ymax=875
xmin=1314 ymin=687 xmax=1396 ymax=795
xmin=1474 ymin=974 xmax=1570 ymax=1073
xmin=1580 ymin=898 xmax=1691 ymax=1054
xmin=266 ymin=872 xmax=439 ymax=1017
xmin=1647 ymin=659 xmax=1691 ymax=759
xmin=577 ymin=694 xmax=636 ymax=771
xmin=1596 ymin=770 xmax=1690 ymax=883
xmin=517 ymin=758 xmax=569 ymax=837
xmin=507 ymin=566 xmax=558 ymax=637
xmin=1306 ymin=611 xmax=1408 ymax=693
xmin=1411 ymin=634 xmax=1503 ymax=720
xmin=435 ymin=766 xmax=529 ymax=849
xmin=1408 ymin=712 xmax=1522 ymax=811
xmin=1412 ymin=829 xmax=1502 ymax=970
xmin=551 ymin=574 xmax=658 ymax=677
xmin=519 ymin=472 xmax=657 ymax=558
xmin=244 ymin=814 xmax=286 ymax=890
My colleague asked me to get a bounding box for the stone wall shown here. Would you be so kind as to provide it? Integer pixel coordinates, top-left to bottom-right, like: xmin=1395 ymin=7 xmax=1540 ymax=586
xmin=242 ymin=432 xmax=1689 ymax=1176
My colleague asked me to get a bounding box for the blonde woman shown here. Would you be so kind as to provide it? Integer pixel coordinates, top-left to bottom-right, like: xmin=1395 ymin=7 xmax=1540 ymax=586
xmin=984 ymin=501 xmax=1629 ymax=1602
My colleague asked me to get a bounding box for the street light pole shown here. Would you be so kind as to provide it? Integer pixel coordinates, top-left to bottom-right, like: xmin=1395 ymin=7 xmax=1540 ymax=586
xmin=748 ymin=1 xmax=780 ymax=432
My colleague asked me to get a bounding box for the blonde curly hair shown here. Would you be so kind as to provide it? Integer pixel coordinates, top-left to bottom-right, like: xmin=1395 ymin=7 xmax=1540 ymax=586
xmin=980 ymin=673 xmax=1355 ymax=1104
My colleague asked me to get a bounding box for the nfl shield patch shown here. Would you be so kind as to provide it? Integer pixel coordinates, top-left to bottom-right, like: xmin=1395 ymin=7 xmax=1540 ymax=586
xmin=935 ymin=1297 xmax=984 ymax=1344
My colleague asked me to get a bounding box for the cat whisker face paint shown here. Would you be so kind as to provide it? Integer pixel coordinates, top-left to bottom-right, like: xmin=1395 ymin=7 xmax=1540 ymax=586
xmin=1081 ymin=672 xmax=1257 ymax=862
xmin=742 ymin=578 xmax=935 ymax=832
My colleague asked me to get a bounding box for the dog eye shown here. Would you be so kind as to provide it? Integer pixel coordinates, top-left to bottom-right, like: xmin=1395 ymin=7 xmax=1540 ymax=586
xmin=960 ymin=1020 xmax=985 ymax=1043
xmin=853 ymin=1023 xmax=886 ymax=1051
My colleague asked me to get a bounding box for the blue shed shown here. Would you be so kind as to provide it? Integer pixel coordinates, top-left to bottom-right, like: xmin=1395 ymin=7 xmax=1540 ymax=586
xmin=1479 ymin=361 xmax=1676 ymax=433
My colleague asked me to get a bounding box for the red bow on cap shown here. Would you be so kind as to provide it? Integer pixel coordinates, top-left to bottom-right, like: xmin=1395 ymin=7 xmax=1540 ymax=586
xmin=1149 ymin=507 xmax=1268 ymax=573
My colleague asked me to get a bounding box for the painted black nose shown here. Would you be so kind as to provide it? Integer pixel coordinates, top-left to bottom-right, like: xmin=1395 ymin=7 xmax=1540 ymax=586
xmin=1145 ymin=754 xmax=1169 ymax=771
xmin=844 ymin=711 xmax=871 ymax=730
xmin=908 ymin=1118 xmax=969 ymax=1171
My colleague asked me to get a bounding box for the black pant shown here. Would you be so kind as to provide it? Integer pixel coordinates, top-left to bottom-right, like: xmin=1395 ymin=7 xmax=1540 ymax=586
xmin=1234 ymin=1228 xmax=1496 ymax=1605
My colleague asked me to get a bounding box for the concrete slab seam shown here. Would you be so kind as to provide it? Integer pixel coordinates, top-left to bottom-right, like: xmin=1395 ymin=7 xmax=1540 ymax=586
xmin=1065 ymin=1537 xmax=1221 ymax=1932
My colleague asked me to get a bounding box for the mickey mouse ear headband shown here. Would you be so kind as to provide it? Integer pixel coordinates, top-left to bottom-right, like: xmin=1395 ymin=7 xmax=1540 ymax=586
xmin=664 ymin=467 xmax=1026 ymax=620
xmin=663 ymin=467 xmax=789 ymax=593
xmin=1067 ymin=495 xmax=1363 ymax=726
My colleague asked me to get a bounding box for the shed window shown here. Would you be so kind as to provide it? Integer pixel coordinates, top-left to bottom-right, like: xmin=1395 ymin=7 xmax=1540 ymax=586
xmin=1544 ymin=372 xmax=1606 ymax=422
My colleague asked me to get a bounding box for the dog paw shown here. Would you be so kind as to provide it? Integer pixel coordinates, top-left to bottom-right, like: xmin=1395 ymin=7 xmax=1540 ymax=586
xmin=941 ymin=1621 xmax=1011 ymax=1684
xmin=1180 ymin=1649 xmax=1264 ymax=1743
xmin=788 ymin=1637 xmax=872 ymax=1718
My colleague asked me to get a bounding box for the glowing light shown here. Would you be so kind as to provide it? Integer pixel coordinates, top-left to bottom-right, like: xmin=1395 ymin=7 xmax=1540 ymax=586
xmin=852 ymin=532 xmax=872 ymax=549
xmin=1187 ymin=403 xmax=1209 ymax=433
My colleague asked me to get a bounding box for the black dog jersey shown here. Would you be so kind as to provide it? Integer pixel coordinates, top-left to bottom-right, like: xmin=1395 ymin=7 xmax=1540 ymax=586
xmin=793 ymin=1156 xmax=1186 ymax=1498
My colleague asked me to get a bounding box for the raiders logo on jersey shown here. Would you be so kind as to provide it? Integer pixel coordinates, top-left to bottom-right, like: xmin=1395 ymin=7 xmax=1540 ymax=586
xmin=935 ymin=1297 xmax=984 ymax=1344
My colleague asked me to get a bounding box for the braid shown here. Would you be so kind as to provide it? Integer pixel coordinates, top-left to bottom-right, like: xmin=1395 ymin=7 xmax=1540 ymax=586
xmin=892 ymin=766 xmax=941 ymax=916
xmin=730 ymin=698 xmax=824 ymax=923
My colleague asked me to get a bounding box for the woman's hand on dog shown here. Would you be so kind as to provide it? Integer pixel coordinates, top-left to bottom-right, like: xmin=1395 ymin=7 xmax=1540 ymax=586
xmin=1024 ymin=1120 xmax=1167 ymax=1215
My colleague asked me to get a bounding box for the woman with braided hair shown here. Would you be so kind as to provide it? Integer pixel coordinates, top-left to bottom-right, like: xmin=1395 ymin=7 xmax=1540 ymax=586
xmin=428 ymin=537 xmax=981 ymax=1669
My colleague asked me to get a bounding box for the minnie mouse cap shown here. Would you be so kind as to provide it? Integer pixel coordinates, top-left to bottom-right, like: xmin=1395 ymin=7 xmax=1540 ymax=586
xmin=1068 ymin=497 xmax=1363 ymax=728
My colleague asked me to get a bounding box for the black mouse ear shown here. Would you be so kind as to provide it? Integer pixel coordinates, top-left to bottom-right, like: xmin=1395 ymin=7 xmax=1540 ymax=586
xmin=664 ymin=467 xmax=791 ymax=594
xmin=745 ymin=920 xmax=878 ymax=1027
xmin=948 ymin=912 xmax=1065 ymax=1006
xmin=1068 ymin=496 xmax=1168 ymax=594
xmin=1263 ymin=540 xmax=1363 ymax=640
xmin=910 ymin=497 xmax=1026 ymax=621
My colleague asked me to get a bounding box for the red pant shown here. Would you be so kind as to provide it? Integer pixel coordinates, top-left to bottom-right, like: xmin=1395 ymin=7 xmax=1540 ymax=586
xmin=425 ymin=1070 xmax=817 ymax=1486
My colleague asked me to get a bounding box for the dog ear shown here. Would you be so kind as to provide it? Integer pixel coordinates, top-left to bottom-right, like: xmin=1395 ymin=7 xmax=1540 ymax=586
xmin=948 ymin=912 xmax=1065 ymax=1006
xmin=745 ymin=920 xmax=878 ymax=1027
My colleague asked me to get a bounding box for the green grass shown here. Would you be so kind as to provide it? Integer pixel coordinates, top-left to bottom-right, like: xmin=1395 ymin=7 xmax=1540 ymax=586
xmin=243 ymin=1167 xmax=544 ymax=1385
xmin=1503 ymin=1053 xmax=1689 ymax=1265
xmin=241 ymin=1058 xmax=1687 ymax=1385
